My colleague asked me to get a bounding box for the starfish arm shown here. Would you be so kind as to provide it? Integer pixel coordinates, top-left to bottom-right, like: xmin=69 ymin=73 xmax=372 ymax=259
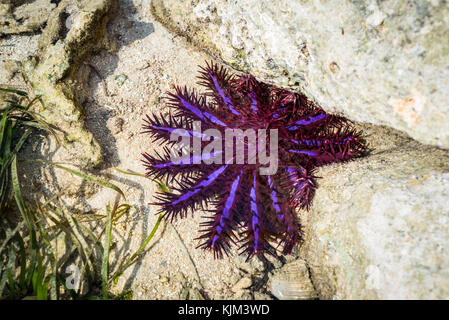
xmin=198 ymin=61 xmax=242 ymax=117
xmin=166 ymin=86 xmax=228 ymax=127
xmin=239 ymin=173 xmax=277 ymax=260
xmin=153 ymin=165 xmax=229 ymax=221
xmin=196 ymin=170 xmax=244 ymax=258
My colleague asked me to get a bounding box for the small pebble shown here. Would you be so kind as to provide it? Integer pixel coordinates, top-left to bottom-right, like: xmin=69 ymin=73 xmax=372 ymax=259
xmin=114 ymin=74 xmax=128 ymax=86
xmin=231 ymin=277 xmax=252 ymax=293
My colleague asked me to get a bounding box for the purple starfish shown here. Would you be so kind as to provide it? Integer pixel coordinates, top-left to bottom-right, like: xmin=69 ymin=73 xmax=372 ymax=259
xmin=142 ymin=62 xmax=366 ymax=260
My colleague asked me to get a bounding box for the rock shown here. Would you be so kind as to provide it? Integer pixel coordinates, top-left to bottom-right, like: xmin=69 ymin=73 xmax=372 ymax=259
xmin=231 ymin=277 xmax=252 ymax=298
xmin=0 ymin=0 xmax=56 ymax=36
xmin=114 ymin=74 xmax=128 ymax=87
xmin=0 ymin=60 xmax=23 ymax=109
xmin=151 ymin=0 xmax=449 ymax=149
xmin=300 ymin=124 xmax=449 ymax=299
xmin=253 ymin=292 xmax=272 ymax=300
xmin=188 ymin=287 xmax=205 ymax=300
xmin=109 ymin=117 xmax=124 ymax=134
xmin=0 ymin=60 xmax=21 ymax=83
xmin=231 ymin=277 xmax=252 ymax=293
xmin=232 ymin=252 xmax=265 ymax=273
xmin=269 ymin=259 xmax=317 ymax=300
xmin=23 ymin=0 xmax=117 ymax=168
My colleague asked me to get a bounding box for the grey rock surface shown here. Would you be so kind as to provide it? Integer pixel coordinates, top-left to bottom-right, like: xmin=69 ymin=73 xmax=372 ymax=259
xmin=151 ymin=0 xmax=449 ymax=149
xmin=300 ymin=124 xmax=449 ymax=299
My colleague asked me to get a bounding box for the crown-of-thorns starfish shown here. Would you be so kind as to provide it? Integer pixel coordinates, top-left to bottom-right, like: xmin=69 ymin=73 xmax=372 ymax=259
xmin=142 ymin=62 xmax=366 ymax=260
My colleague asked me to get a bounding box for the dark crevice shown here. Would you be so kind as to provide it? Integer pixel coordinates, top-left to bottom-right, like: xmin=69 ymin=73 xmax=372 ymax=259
xmin=53 ymin=11 xmax=70 ymax=44
xmin=249 ymin=259 xmax=276 ymax=299
xmin=303 ymin=259 xmax=320 ymax=300
xmin=0 ymin=29 xmax=43 ymax=40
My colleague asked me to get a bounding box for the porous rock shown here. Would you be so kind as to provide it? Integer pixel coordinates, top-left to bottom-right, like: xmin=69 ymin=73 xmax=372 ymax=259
xmin=23 ymin=0 xmax=117 ymax=168
xmin=300 ymin=124 xmax=449 ymax=299
xmin=0 ymin=0 xmax=56 ymax=35
xmin=151 ymin=0 xmax=449 ymax=149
